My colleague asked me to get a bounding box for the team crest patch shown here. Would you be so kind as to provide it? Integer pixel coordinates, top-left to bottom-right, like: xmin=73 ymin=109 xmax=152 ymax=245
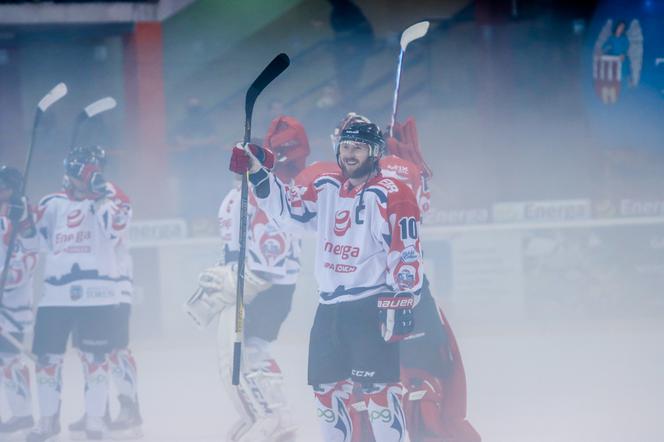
xmin=70 ymin=285 xmax=83 ymax=301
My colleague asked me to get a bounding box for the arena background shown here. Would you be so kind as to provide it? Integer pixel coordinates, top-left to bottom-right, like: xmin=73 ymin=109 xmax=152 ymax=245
xmin=0 ymin=0 xmax=663 ymax=441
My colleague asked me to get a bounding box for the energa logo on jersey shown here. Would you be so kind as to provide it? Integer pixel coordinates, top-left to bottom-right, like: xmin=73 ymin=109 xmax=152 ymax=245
xmin=67 ymin=209 xmax=85 ymax=228
xmin=333 ymin=210 xmax=351 ymax=236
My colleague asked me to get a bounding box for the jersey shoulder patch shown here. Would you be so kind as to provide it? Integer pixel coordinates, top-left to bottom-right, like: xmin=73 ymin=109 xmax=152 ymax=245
xmin=369 ymin=176 xmax=418 ymax=208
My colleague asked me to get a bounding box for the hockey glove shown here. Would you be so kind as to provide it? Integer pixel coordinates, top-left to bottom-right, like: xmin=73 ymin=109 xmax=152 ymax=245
xmin=7 ymin=195 xmax=28 ymax=224
xmin=229 ymin=143 xmax=275 ymax=174
xmin=7 ymin=196 xmax=35 ymax=237
xmin=377 ymin=292 xmax=417 ymax=342
xmin=90 ymin=172 xmax=111 ymax=197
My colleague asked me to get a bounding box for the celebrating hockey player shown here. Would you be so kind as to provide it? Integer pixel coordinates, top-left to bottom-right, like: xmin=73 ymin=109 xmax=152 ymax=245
xmin=68 ymin=180 xmax=143 ymax=439
xmin=27 ymin=146 xmax=132 ymax=442
xmin=230 ymin=116 xmax=422 ymax=442
xmin=186 ymin=116 xmax=310 ymax=442
xmin=309 ymin=114 xmax=480 ymax=442
xmin=0 ymin=165 xmax=38 ymax=437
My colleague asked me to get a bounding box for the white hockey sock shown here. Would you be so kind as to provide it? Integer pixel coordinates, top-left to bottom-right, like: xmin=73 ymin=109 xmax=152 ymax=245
xmin=0 ymin=353 xmax=32 ymax=417
xmin=364 ymin=383 xmax=407 ymax=442
xmin=36 ymin=353 xmax=64 ymax=418
xmin=313 ymin=379 xmax=354 ymax=442
xmin=108 ymin=348 xmax=139 ymax=403
xmin=79 ymin=351 xmax=110 ymax=418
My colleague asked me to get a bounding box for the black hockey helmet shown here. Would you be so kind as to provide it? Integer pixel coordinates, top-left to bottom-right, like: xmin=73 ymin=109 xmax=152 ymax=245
xmin=0 ymin=165 xmax=23 ymax=194
xmin=64 ymin=145 xmax=106 ymax=179
xmin=337 ymin=121 xmax=386 ymax=160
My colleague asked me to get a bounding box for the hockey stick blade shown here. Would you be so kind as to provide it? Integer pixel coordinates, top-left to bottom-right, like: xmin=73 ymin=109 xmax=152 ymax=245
xmin=72 ymin=96 xmax=118 ymax=148
xmin=400 ymin=21 xmax=430 ymax=50
xmin=84 ymin=96 xmax=117 ymax=118
xmin=244 ymin=53 xmax=290 ymax=139
xmin=37 ymin=82 xmax=68 ymax=113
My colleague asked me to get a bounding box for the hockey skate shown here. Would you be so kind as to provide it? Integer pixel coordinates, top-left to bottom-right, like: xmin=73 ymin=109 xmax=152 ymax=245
xmin=0 ymin=415 xmax=35 ymax=439
xmin=107 ymin=395 xmax=143 ymax=439
xmin=68 ymin=412 xmax=111 ymax=440
xmin=26 ymin=416 xmax=61 ymax=442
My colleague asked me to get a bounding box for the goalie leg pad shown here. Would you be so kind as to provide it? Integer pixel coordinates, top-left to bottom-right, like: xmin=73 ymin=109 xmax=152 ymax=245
xmin=217 ymin=309 xmax=294 ymax=442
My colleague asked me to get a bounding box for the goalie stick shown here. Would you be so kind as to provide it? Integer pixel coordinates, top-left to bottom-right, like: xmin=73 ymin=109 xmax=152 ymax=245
xmin=233 ymin=53 xmax=290 ymax=386
xmin=389 ymin=21 xmax=430 ymax=137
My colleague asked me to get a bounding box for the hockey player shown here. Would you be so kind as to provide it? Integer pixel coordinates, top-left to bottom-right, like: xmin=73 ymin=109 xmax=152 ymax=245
xmin=0 ymin=165 xmax=38 ymax=437
xmin=319 ymin=114 xmax=480 ymax=442
xmin=27 ymin=146 xmax=131 ymax=442
xmin=186 ymin=116 xmax=310 ymax=442
xmin=230 ymin=117 xmax=422 ymax=442
xmin=68 ymin=183 xmax=142 ymax=439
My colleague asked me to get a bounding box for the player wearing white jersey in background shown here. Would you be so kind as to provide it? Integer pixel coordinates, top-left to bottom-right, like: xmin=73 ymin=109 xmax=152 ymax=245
xmin=230 ymin=117 xmax=423 ymax=442
xmin=0 ymin=165 xmax=38 ymax=437
xmin=28 ymin=146 xmax=131 ymax=442
xmin=186 ymin=116 xmax=310 ymax=442
xmin=68 ymin=179 xmax=142 ymax=439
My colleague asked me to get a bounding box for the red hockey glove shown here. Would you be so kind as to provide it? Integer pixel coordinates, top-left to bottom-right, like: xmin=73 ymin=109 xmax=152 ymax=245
xmin=377 ymin=292 xmax=417 ymax=342
xmin=229 ymin=143 xmax=275 ymax=174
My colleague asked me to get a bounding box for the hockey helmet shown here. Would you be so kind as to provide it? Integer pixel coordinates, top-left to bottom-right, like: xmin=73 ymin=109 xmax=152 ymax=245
xmin=64 ymin=145 xmax=106 ymax=179
xmin=330 ymin=112 xmax=371 ymax=153
xmin=337 ymin=121 xmax=386 ymax=161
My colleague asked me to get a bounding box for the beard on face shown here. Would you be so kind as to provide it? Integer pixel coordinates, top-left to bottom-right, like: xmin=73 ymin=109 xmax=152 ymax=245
xmin=341 ymin=156 xmax=375 ymax=179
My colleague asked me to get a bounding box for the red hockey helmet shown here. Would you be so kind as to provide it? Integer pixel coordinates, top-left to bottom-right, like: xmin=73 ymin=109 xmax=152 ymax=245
xmin=264 ymin=116 xmax=310 ymax=182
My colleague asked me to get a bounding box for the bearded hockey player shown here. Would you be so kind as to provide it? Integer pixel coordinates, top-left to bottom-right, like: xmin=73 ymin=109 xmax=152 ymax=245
xmin=0 ymin=165 xmax=38 ymax=437
xmin=186 ymin=116 xmax=310 ymax=442
xmin=311 ymin=114 xmax=480 ymax=442
xmin=230 ymin=117 xmax=422 ymax=442
xmin=28 ymin=146 xmax=131 ymax=442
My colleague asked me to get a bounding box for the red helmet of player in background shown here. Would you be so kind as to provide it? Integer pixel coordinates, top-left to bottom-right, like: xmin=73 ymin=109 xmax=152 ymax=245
xmin=264 ymin=116 xmax=310 ymax=182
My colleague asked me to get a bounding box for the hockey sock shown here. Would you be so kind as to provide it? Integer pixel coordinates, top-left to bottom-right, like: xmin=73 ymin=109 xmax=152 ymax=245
xmin=313 ymin=379 xmax=354 ymax=442
xmin=363 ymin=382 xmax=407 ymax=442
xmin=108 ymin=347 xmax=139 ymax=403
xmin=0 ymin=353 xmax=32 ymax=417
xmin=35 ymin=353 xmax=64 ymax=418
xmin=79 ymin=351 xmax=110 ymax=418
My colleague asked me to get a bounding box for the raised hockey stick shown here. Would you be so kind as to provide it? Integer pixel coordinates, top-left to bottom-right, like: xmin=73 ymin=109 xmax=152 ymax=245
xmin=0 ymin=82 xmax=67 ymax=362
xmin=389 ymin=21 xmax=430 ymax=137
xmin=233 ymin=53 xmax=290 ymax=385
xmin=70 ymin=96 xmax=117 ymax=148
xmin=0 ymin=82 xmax=68 ymax=304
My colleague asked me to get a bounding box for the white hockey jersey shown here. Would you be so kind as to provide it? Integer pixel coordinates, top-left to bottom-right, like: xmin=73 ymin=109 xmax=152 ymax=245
xmin=36 ymin=182 xmax=132 ymax=307
xmin=250 ymin=169 xmax=424 ymax=304
xmin=218 ymin=185 xmax=300 ymax=285
xmin=0 ymin=214 xmax=39 ymax=330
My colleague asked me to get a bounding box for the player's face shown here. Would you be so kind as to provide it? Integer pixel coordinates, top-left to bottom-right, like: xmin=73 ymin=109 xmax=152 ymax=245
xmin=66 ymin=174 xmax=88 ymax=193
xmin=339 ymin=141 xmax=373 ymax=179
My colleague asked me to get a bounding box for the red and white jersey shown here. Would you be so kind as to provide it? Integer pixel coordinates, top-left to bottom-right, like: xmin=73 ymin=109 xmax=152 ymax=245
xmin=251 ymin=169 xmax=424 ymax=304
xmin=380 ymin=155 xmax=430 ymax=216
xmin=36 ymin=182 xmax=132 ymax=307
xmin=218 ymin=186 xmax=300 ymax=285
xmin=0 ymin=214 xmax=39 ymax=328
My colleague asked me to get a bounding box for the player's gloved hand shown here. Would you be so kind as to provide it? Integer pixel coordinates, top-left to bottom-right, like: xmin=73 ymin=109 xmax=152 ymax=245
xmin=229 ymin=143 xmax=274 ymax=174
xmin=89 ymin=172 xmax=110 ymax=197
xmin=377 ymin=292 xmax=418 ymax=342
xmin=7 ymin=195 xmax=28 ymax=224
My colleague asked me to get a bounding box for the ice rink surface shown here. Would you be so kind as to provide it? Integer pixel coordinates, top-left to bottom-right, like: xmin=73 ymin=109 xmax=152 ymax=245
xmin=32 ymin=313 xmax=663 ymax=442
